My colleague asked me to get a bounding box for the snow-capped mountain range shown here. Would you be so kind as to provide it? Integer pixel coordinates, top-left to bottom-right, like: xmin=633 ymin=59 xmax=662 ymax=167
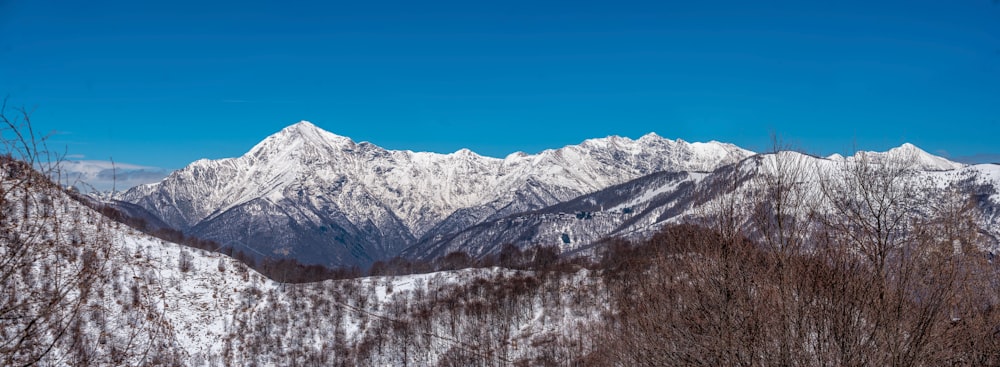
xmin=117 ymin=121 xmax=1000 ymax=267
xmin=119 ymin=121 xmax=752 ymax=266
xmin=408 ymin=151 xmax=1000 ymax=261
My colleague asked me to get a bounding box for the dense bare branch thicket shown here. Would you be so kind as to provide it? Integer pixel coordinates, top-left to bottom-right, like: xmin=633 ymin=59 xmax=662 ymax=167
xmin=750 ymin=138 xmax=819 ymax=257
xmin=585 ymin=148 xmax=1000 ymax=366
xmin=1 ymin=103 xmax=180 ymax=365
xmin=0 ymin=101 xmax=98 ymax=365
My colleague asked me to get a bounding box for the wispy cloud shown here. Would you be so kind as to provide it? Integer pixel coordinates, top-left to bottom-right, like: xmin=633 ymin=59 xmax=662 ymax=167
xmin=56 ymin=160 xmax=171 ymax=192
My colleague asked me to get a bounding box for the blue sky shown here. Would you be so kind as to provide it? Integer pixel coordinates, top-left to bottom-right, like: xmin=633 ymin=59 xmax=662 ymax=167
xmin=1 ymin=0 xmax=999 ymax=188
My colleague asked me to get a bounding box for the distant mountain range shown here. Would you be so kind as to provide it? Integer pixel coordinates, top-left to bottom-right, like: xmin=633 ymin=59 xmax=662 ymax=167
xmin=114 ymin=121 xmax=1000 ymax=268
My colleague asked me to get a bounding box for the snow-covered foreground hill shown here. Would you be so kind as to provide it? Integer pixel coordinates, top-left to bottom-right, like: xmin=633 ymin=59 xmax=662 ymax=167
xmin=2 ymin=159 xmax=606 ymax=366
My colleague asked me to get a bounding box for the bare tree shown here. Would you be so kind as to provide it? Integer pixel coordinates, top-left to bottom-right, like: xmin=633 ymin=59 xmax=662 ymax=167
xmin=818 ymin=148 xmax=922 ymax=272
xmin=812 ymin=147 xmax=987 ymax=365
xmin=588 ymin=142 xmax=996 ymax=366
xmin=747 ymin=137 xmax=822 ymax=364
xmin=0 ymin=99 xmax=89 ymax=365
xmin=0 ymin=101 xmax=175 ymax=365
xmin=750 ymin=136 xmax=820 ymax=257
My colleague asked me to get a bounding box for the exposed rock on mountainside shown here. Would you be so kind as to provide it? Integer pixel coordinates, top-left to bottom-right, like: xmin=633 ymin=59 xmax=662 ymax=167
xmin=120 ymin=121 xmax=752 ymax=266
xmin=119 ymin=121 xmax=997 ymax=269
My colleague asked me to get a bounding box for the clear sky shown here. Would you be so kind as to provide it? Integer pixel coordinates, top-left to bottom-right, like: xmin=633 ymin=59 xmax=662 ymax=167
xmin=1 ymin=0 xmax=999 ymax=189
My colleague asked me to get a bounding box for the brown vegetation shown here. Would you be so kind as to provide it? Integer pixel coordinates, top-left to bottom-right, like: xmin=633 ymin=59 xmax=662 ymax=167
xmin=584 ymin=146 xmax=1000 ymax=366
xmin=1 ymin=100 xmax=184 ymax=365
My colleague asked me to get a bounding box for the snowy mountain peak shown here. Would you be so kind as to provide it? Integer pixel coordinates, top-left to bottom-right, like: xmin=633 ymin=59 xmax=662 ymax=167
xmin=689 ymin=140 xmax=749 ymax=153
xmin=580 ymin=135 xmax=630 ymax=148
xmin=886 ymin=142 xmax=926 ymax=157
xmin=122 ymin=120 xmax=761 ymax=267
xmin=638 ymin=132 xmax=662 ymax=142
xmin=823 ymin=143 xmax=964 ymax=171
xmin=281 ymin=120 xmax=353 ymax=144
xmin=606 ymin=133 xmax=751 ymax=159
xmin=505 ymin=151 xmax=529 ymax=160
xmin=246 ymin=120 xmax=355 ymax=159
xmin=881 ymin=143 xmax=965 ymax=171
xmin=452 ymin=147 xmax=478 ymax=157
xmin=288 ymin=119 xmax=318 ymax=129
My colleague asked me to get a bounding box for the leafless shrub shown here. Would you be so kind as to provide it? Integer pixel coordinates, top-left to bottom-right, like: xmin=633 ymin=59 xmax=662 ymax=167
xmin=0 ymin=101 xmax=175 ymax=365
xmin=587 ymin=146 xmax=998 ymax=366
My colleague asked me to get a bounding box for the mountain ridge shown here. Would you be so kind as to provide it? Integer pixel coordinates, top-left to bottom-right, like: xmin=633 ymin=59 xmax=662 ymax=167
xmin=119 ymin=121 xmax=755 ymax=266
xmin=119 ymin=120 xmax=974 ymax=267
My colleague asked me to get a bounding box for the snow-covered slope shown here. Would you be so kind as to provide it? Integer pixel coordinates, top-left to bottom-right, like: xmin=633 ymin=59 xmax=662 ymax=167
xmin=408 ymin=149 xmax=998 ymax=260
xmin=3 ymin=159 xmax=608 ymax=366
xmin=827 ymin=143 xmax=966 ymax=171
xmin=403 ymin=170 xmax=707 ymax=260
xmin=121 ymin=121 xmax=753 ymax=267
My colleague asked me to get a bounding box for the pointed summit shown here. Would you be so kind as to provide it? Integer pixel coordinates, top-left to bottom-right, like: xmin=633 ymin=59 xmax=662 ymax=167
xmin=889 ymin=142 xmax=922 ymax=154
xmin=452 ymin=148 xmax=479 ymax=157
xmin=853 ymin=143 xmax=966 ymax=171
xmin=638 ymin=132 xmax=662 ymax=142
xmin=289 ymin=120 xmax=317 ymax=129
xmin=280 ymin=120 xmax=320 ymax=135
xmin=249 ymin=121 xmax=355 ymax=157
xmin=889 ymin=143 xmax=965 ymax=171
xmin=276 ymin=120 xmax=352 ymax=143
